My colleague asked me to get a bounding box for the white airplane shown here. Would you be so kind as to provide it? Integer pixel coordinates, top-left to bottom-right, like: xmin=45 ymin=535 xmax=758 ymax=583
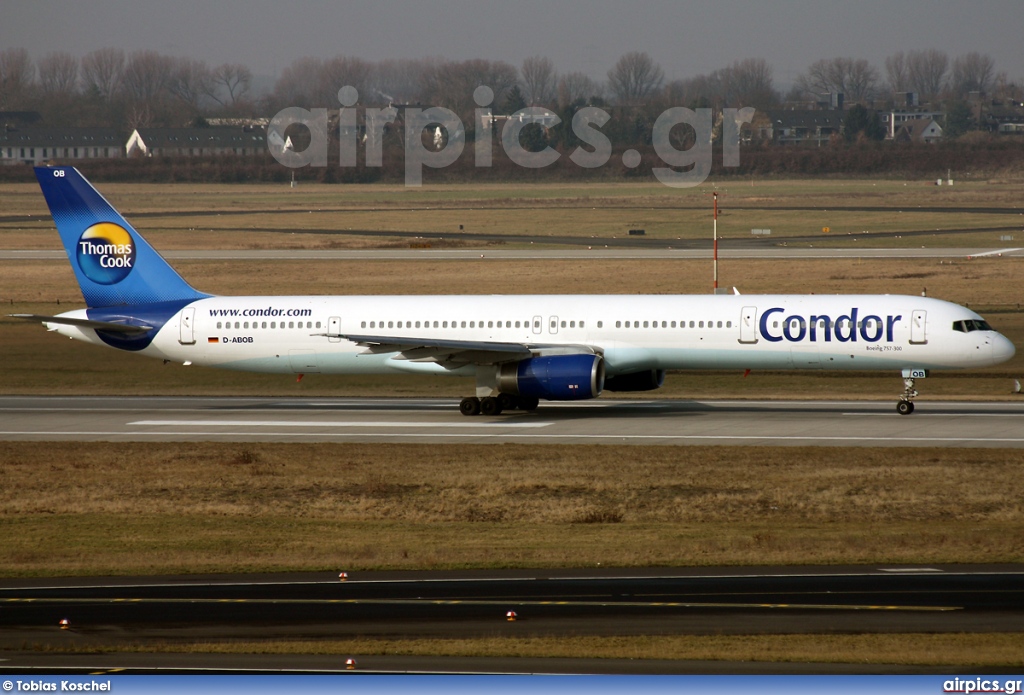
xmin=15 ymin=166 xmax=1016 ymax=416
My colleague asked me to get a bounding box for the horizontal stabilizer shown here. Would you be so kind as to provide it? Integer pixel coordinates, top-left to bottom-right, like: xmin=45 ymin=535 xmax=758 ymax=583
xmin=10 ymin=313 xmax=154 ymax=336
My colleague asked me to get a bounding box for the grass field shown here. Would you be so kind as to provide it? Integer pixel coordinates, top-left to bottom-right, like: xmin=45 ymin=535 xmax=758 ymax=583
xmin=53 ymin=635 xmax=1023 ymax=668
xmin=2 ymin=178 xmax=1022 ymax=250
xmin=3 ymin=442 xmax=1022 ymax=575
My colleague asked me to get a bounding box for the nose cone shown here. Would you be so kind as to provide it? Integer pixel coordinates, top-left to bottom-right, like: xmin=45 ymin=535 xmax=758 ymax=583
xmin=992 ymin=333 xmax=1016 ymax=365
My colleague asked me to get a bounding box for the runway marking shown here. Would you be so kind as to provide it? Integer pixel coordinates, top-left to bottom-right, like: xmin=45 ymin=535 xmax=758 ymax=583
xmin=879 ymin=568 xmax=943 ymax=573
xmin=0 ymin=597 xmax=960 ymax=611
xmin=843 ymin=413 xmax=1024 ymax=418
xmin=968 ymin=247 xmax=1022 ymax=258
xmin=128 ymin=419 xmax=553 ymax=429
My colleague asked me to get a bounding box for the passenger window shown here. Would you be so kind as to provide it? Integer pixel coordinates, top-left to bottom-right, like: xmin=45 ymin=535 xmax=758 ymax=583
xmin=671 ymin=321 xmax=676 ymax=328
xmin=699 ymin=321 xmax=704 ymax=328
xmin=717 ymin=321 xmax=722 ymax=328
xmin=561 ymin=320 xmax=566 ymax=328
xmin=689 ymin=321 xmax=695 ymax=328
xmin=271 ymin=322 xmax=276 ymax=329
xmin=615 ymin=321 xmax=621 ymax=328
xmin=216 ymin=322 xmax=222 ymax=329
xmin=470 ymin=321 xmax=475 ymax=328
xmin=726 ymin=321 xmax=732 ymax=328
xmin=515 ymin=321 xmax=520 ymax=328
xmin=643 ymin=321 xmax=649 ymax=328
xmin=289 ymin=321 xmax=294 ymax=329
xmin=580 ymin=321 xmax=585 ymax=328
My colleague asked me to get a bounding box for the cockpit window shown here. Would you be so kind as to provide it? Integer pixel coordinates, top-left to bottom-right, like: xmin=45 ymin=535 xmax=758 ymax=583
xmin=953 ymin=319 xmax=993 ymax=333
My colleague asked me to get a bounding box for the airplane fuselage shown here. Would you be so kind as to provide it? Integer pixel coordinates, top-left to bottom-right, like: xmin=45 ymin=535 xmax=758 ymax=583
xmin=48 ymin=293 xmax=1014 ymax=376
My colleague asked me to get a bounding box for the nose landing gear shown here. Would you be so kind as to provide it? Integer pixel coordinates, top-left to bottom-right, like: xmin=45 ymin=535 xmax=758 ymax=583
xmin=897 ymin=376 xmax=918 ymax=415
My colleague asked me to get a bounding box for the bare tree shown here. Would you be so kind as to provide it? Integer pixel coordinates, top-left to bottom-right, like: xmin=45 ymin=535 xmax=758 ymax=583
xmin=719 ymin=58 xmax=777 ymax=108
xmin=37 ymin=52 xmax=78 ymax=95
xmin=796 ymin=57 xmax=879 ymax=103
xmin=607 ymin=51 xmax=664 ymax=106
xmin=907 ymin=49 xmax=948 ymax=104
xmin=419 ymin=59 xmax=518 ymax=118
xmin=885 ymin=51 xmax=908 ymax=92
xmin=167 ymin=58 xmax=212 ymax=112
xmin=521 ymin=55 xmax=557 ymax=106
xmin=81 ymin=48 xmax=125 ymax=100
xmin=950 ymin=52 xmax=995 ymax=97
xmin=208 ymin=63 xmax=252 ymax=106
xmin=0 ymin=48 xmax=35 ymax=108
xmin=318 ymin=55 xmax=372 ymax=105
xmin=273 ymin=57 xmax=323 ymax=108
xmin=371 ymin=58 xmax=429 ymax=103
xmin=557 ymin=71 xmax=600 ymax=108
xmin=121 ymin=50 xmax=174 ymax=103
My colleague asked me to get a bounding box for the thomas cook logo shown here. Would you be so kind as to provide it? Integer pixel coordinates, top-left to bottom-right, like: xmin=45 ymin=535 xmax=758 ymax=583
xmin=76 ymin=222 xmax=136 ymax=285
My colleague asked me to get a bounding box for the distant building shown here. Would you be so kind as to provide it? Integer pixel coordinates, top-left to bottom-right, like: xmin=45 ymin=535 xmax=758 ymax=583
xmin=0 ymin=127 xmax=123 ymax=166
xmin=983 ymin=105 xmax=1024 ymax=134
xmin=756 ymin=110 xmax=845 ymax=145
xmin=880 ymin=110 xmax=945 ymax=139
xmin=893 ymin=118 xmax=944 ymax=144
xmin=0 ymin=111 xmax=42 ymax=128
xmin=126 ymin=126 xmax=267 ymax=157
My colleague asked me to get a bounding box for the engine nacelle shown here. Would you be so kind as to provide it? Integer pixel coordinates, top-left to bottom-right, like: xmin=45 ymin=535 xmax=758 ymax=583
xmin=498 ymin=354 xmax=605 ymax=401
xmin=603 ymin=369 xmax=665 ymax=392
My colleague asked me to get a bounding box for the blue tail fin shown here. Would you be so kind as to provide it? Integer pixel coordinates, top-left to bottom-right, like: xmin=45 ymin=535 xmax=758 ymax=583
xmin=35 ymin=166 xmax=208 ymax=308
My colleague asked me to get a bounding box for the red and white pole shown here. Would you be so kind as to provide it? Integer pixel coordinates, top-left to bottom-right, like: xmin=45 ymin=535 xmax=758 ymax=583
xmin=713 ymin=192 xmax=719 ymax=291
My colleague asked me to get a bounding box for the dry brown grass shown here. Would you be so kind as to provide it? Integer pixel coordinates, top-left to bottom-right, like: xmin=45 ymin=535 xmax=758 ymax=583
xmin=51 ymin=634 xmax=1023 ymax=667
xmin=2 ymin=256 xmax=1021 ymax=303
xmin=3 ymin=178 xmax=1024 ymax=250
xmin=1 ymin=442 xmax=1021 ymax=575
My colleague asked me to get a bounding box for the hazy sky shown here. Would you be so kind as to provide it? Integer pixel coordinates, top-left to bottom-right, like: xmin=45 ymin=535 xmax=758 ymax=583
xmin=5 ymin=0 xmax=1022 ymax=88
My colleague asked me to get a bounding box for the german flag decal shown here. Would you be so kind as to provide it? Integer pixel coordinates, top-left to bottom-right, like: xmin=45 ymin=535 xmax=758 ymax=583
xmin=208 ymin=336 xmax=220 ymax=344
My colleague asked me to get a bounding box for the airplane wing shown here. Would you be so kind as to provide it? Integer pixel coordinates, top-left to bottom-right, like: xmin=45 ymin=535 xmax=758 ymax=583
xmin=316 ymin=332 xmax=598 ymax=366
xmin=10 ymin=313 xmax=155 ymax=336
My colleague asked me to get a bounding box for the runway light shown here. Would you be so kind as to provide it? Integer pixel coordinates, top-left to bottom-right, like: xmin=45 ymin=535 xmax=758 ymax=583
xmin=59 ymin=618 xmax=70 ymax=630
xmin=338 ymin=572 xmax=348 ymax=582
xmin=506 ymin=610 xmax=517 ymax=621
xmin=345 ymin=658 xmax=357 ymax=670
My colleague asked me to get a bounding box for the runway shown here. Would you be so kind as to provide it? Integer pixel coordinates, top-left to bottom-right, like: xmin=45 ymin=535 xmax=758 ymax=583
xmin=3 ymin=247 xmax=1023 ymax=260
xmin=1 ymin=565 xmax=1021 ymax=674
xmin=2 ymin=396 xmax=1024 ymax=447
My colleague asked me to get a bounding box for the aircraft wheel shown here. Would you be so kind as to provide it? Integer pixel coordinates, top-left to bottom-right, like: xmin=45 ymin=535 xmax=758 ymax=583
xmin=518 ymin=396 xmax=540 ymax=412
xmin=480 ymin=396 xmax=503 ymax=416
xmin=896 ymin=400 xmax=914 ymax=415
xmin=460 ymin=397 xmax=481 ymax=416
xmin=498 ymin=393 xmax=518 ymax=411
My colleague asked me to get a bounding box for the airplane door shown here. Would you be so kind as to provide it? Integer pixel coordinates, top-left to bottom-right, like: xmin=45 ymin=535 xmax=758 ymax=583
xmin=549 ymin=316 xmax=559 ymax=335
xmin=738 ymin=306 xmax=758 ymax=344
xmin=532 ymin=315 xmax=542 ymax=335
xmin=179 ymin=306 xmax=196 ymax=345
xmin=328 ymin=316 xmax=341 ymax=343
xmin=910 ymin=310 xmax=927 ymax=344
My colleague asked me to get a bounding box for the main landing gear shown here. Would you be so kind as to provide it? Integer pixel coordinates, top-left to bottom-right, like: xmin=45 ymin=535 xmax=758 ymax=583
xmin=459 ymin=395 xmax=540 ymax=416
xmin=897 ymin=376 xmax=918 ymax=415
